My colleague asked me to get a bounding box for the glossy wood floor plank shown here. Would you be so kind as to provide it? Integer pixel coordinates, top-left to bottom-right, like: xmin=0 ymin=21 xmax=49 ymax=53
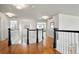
xmin=0 ymin=36 xmax=60 ymax=54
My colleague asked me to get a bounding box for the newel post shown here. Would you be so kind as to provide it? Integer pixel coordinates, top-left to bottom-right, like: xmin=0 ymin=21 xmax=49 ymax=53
xmin=8 ymin=28 xmax=11 ymax=46
xmin=53 ymin=28 xmax=56 ymax=48
xmin=27 ymin=28 xmax=29 ymax=45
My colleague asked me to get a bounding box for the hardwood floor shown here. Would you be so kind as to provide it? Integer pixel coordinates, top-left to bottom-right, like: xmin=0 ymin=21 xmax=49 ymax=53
xmin=0 ymin=37 xmax=60 ymax=54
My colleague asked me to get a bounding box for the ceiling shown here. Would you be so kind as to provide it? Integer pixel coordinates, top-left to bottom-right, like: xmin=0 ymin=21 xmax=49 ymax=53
xmin=0 ymin=4 xmax=79 ymax=20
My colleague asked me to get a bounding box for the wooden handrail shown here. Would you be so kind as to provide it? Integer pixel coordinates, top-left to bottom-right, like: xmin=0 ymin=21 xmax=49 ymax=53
xmin=54 ymin=28 xmax=79 ymax=33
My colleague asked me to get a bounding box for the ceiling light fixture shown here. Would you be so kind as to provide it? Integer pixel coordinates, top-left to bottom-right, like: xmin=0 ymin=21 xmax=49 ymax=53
xmin=41 ymin=16 xmax=49 ymax=19
xmin=5 ymin=12 xmax=15 ymax=17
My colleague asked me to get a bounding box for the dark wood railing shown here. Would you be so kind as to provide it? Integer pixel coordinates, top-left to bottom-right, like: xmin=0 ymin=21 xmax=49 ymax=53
xmin=27 ymin=28 xmax=43 ymax=44
xmin=8 ymin=28 xmax=44 ymax=46
xmin=53 ymin=28 xmax=79 ymax=54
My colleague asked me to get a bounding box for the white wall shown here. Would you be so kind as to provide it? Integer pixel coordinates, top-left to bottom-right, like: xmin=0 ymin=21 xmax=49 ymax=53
xmin=54 ymin=14 xmax=59 ymax=28
xmin=0 ymin=12 xmax=8 ymax=40
xmin=54 ymin=13 xmax=79 ymax=30
xmin=59 ymin=14 xmax=79 ymax=30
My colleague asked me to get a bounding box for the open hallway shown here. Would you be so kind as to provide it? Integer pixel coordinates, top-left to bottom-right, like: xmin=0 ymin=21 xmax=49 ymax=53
xmin=1 ymin=4 xmax=79 ymax=54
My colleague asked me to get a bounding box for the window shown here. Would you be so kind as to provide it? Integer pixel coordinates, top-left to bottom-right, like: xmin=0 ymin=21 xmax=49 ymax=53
xmin=37 ymin=22 xmax=46 ymax=30
xmin=10 ymin=21 xmax=18 ymax=30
